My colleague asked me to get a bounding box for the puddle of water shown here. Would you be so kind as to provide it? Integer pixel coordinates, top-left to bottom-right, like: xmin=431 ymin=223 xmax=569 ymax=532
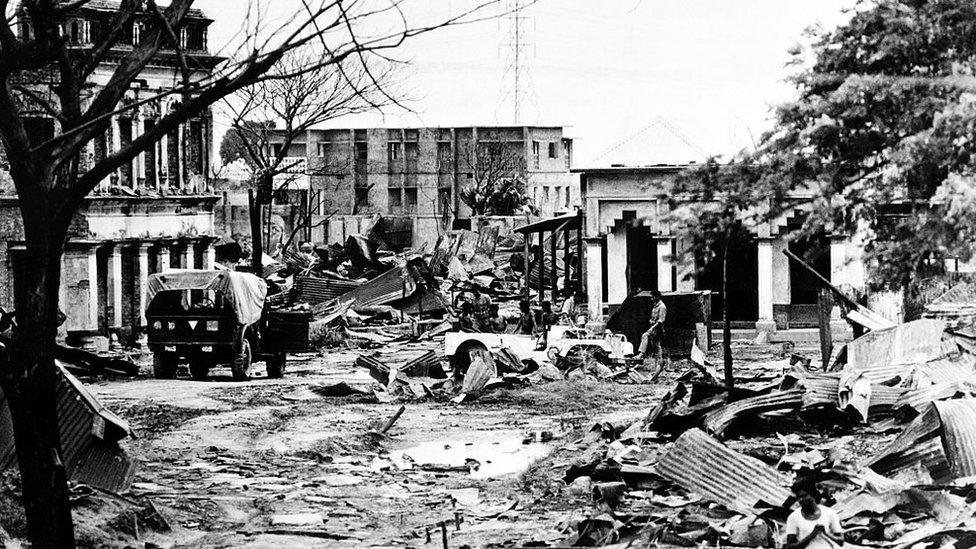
xmin=390 ymin=431 xmax=553 ymax=479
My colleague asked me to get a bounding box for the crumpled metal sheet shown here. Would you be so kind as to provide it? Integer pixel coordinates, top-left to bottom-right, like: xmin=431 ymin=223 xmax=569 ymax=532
xmin=898 ymin=381 xmax=976 ymax=416
xmin=701 ymin=389 xmax=804 ymax=438
xmin=846 ymin=319 xmax=949 ymax=383
xmin=799 ymin=373 xmax=904 ymax=416
xmin=0 ymin=362 xmax=136 ymax=492
xmin=655 ymin=428 xmax=791 ymax=513
xmin=934 ymin=399 xmax=976 ymax=480
xmin=865 ymin=400 xmax=976 ymax=483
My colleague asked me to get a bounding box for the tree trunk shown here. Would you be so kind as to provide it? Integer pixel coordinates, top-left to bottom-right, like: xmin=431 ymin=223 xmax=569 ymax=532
xmin=249 ymin=189 xmax=263 ymax=275
xmin=0 ymin=232 xmax=76 ymax=548
xmin=721 ymin=237 xmax=734 ymax=389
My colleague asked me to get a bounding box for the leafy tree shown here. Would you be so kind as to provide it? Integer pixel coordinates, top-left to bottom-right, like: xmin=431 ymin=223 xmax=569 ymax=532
xmin=757 ymin=0 xmax=976 ymax=289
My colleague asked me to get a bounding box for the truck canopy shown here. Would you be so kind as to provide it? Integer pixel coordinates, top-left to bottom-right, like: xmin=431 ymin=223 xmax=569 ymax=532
xmin=147 ymin=270 xmax=267 ymax=325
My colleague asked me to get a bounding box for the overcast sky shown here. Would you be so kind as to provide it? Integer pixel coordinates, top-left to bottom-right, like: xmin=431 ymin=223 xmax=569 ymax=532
xmin=196 ymin=0 xmax=855 ymax=167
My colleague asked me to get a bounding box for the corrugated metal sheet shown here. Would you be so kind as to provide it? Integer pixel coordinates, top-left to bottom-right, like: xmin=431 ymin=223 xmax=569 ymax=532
xmin=867 ymin=404 xmax=952 ymax=482
xmin=912 ymin=355 xmax=976 ymax=385
xmin=701 ymin=389 xmax=804 ymax=438
xmin=0 ymin=362 xmax=135 ymax=492
xmin=934 ymin=399 xmax=976 ymax=480
xmin=846 ymin=319 xmax=948 ymax=383
xmin=336 ymin=267 xmax=407 ymax=309
xmin=295 ymin=276 xmax=362 ymax=305
xmin=899 ymin=381 xmax=976 ymax=415
xmin=655 ymin=428 xmax=792 ymax=513
xmin=799 ymin=374 xmax=905 ymax=415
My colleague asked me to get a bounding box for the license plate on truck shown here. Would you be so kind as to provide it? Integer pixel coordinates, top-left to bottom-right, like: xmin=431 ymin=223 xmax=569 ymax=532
xmin=201 ymin=346 xmax=213 ymax=352
xmin=164 ymin=345 xmax=176 ymax=352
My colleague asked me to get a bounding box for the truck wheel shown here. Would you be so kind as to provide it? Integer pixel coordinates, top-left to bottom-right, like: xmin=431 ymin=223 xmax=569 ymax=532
xmin=231 ymin=339 xmax=252 ymax=381
xmin=152 ymin=353 xmax=178 ymax=379
xmin=266 ymin=353 xmax=286 ymax=379
xmin=449 ymin=341 xmax=488 ymax=375
xmin=189 ymin=359 xmax=210 ymax=381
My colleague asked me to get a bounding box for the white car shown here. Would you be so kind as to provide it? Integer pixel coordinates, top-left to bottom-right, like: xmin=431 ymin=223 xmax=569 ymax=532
xmin=445 ymin=326 xmax=633 ymax=372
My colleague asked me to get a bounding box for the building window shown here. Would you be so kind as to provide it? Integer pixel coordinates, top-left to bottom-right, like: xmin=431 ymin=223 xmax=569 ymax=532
xmin=531 ymin=141 xmax=540 ymax=169
xmin=354 ymin=187 xmax=369 ymax=214
xmin=355 ymin=142 xmax=367 ymax=161
xmin=565 ymin=185 xmax=571 ymax=208
xmin=548 ymin=142 xmax=557 ymax=159
xmin=388 ymin=188 xmax=402 ymax=211
xmin=563 ymin=139 xmax=572 ymax=169
xmin=388 ymin=142 xmax=401 ymax=161
xmin=404 ymin=188 xmax=418 ymax=212
xmin=438 ymin=188 xmax=452 ymax=214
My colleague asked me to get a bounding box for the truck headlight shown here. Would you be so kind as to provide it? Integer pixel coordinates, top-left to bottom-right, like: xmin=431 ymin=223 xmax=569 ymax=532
xmin=153 ymin=321 xmax=162 ymax=330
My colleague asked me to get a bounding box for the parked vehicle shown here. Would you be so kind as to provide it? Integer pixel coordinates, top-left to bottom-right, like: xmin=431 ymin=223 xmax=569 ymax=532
xmin=445 ymin=325 xmax=633 ymax=372
xmin=145 ymin=270 xmax=309 ymax=381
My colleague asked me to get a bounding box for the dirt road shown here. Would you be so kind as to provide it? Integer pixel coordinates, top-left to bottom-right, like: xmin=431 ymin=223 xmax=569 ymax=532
xmin=61 ymin=347 xmax=663 ymax=548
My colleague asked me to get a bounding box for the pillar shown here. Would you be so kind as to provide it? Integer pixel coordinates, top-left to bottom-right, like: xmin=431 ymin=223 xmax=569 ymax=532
xmin=656 ymin=237 xmax=674 ymax=292
xmin=182 ymin=242 xmax=194 ymax=270
xmin=158 ymin=130 xmax=167 ymax=190
xmin=177 ymin=123 xmax=186 ymax=190
xmin=133 ymin=108 xmax=144 ymax=186
xmin=158 ymin=246 xmax=170 ymax=272
xmin=110 ymin=245 xmax=123 ymax=329
xmin=756 ymin=238 xmax=776 ymax=333
xmin=830 ymin=238 xmax=847 ymax=288
xmin=585 ymin=237 xmax=604 ymax=321
xmin=204 ymin=243 xmax=216 ymax=270
xmin=138 ymin=244 xmax=150 ymax=326
xmin=86 ymin=248 xmax=99 ymax=331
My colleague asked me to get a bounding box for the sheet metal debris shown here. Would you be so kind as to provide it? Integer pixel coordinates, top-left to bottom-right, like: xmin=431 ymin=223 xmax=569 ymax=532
xmin=0 ymin=362 xmax=136 ymax=492
xmin=654 ymin=428 xmax=792 ymax=513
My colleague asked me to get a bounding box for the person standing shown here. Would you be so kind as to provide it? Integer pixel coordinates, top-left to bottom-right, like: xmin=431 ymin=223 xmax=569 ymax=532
xmin=783 ymin=478 xmax=845 ymax=549
xmin=515 ymin=299 xmax=536 ymax=335
xmin=471 ymin=286 xmax=493 ymax=331
xmin=633 ymin=290 xmax=667 ymax=362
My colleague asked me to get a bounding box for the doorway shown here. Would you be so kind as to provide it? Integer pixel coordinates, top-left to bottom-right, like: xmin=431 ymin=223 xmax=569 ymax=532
xmin=626 ymin=225 xmax=658 ymax=294
xmin=695 ymin=226 xmax=759 ymax=322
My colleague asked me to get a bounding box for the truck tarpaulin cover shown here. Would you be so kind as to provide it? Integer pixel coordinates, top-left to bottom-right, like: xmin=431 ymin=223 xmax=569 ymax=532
xmin=147 ymin=270 xmax=267 ymax=325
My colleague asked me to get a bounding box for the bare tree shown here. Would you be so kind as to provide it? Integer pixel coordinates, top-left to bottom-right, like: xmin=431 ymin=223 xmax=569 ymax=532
xmin=0 ymin=1 xmax=506 ymax=546
xmin=459 ymin=140 xmax=531 ymax=216
xmin=221 ymin=49 xmax=396 ymax=270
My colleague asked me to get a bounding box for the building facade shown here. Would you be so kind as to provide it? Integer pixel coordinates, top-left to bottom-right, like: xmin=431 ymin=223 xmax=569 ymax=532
xmin=576 ymin=166 xmax=873 ymax=334
xmin=245 ymin=125 xmax=577 ymax=249
xmin=0 ymin=2 xmax=221 ymax=344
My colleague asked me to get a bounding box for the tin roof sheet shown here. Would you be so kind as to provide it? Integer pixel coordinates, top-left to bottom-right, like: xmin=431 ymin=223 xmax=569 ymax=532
xmin=655 ymin=428 xmax=792 ymax=513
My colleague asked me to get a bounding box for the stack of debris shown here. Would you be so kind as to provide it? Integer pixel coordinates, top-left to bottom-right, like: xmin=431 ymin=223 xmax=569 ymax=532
xmin=539 ymin=317 xmax=976 ymax=547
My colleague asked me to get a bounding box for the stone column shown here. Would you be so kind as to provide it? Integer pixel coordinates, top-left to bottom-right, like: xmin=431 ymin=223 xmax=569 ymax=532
xmin=158 ymin=245 xmax=170 ymax=272
xmin=158 ymin=131 xmax=167 ymax=190
xmin=584 ymin=237 xmax=604 ymax=322
xmin=656 ymin=237 xmax=674 ymax=292
xmin=204 ymin=242 xmax=216 ymax=270
xmin=756 ymin=238 xmax=776 ymax=333
xmin=110 ymin=245 xmax=123 ymax=329
xmin=138 ymin=244 xmax=150 ymax=326
xmin=86 ymin=248 xmax=99 ymax=331
xmin=177 ymin=123 xmax=186 ymax=190
xmin=133 ymin=109 xmax=144 ymax=186
xmin=182 ymin=242 xmax=194 ymax=270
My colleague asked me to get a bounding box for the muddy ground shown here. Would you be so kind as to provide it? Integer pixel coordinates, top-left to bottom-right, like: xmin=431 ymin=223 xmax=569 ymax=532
xmin=0 ymin=338 xmax=828 ymax=548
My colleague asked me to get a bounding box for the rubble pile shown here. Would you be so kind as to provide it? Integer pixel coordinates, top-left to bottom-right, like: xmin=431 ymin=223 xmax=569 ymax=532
xmin=539 ymin=318 xmax=976 ymax=547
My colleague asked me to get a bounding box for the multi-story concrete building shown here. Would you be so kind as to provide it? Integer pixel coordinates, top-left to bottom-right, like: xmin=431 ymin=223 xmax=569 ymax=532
xmin=254 ymin=125 xmax=577 ymax=249
xmin=0 ymin=1 xmax=221 ymax=344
